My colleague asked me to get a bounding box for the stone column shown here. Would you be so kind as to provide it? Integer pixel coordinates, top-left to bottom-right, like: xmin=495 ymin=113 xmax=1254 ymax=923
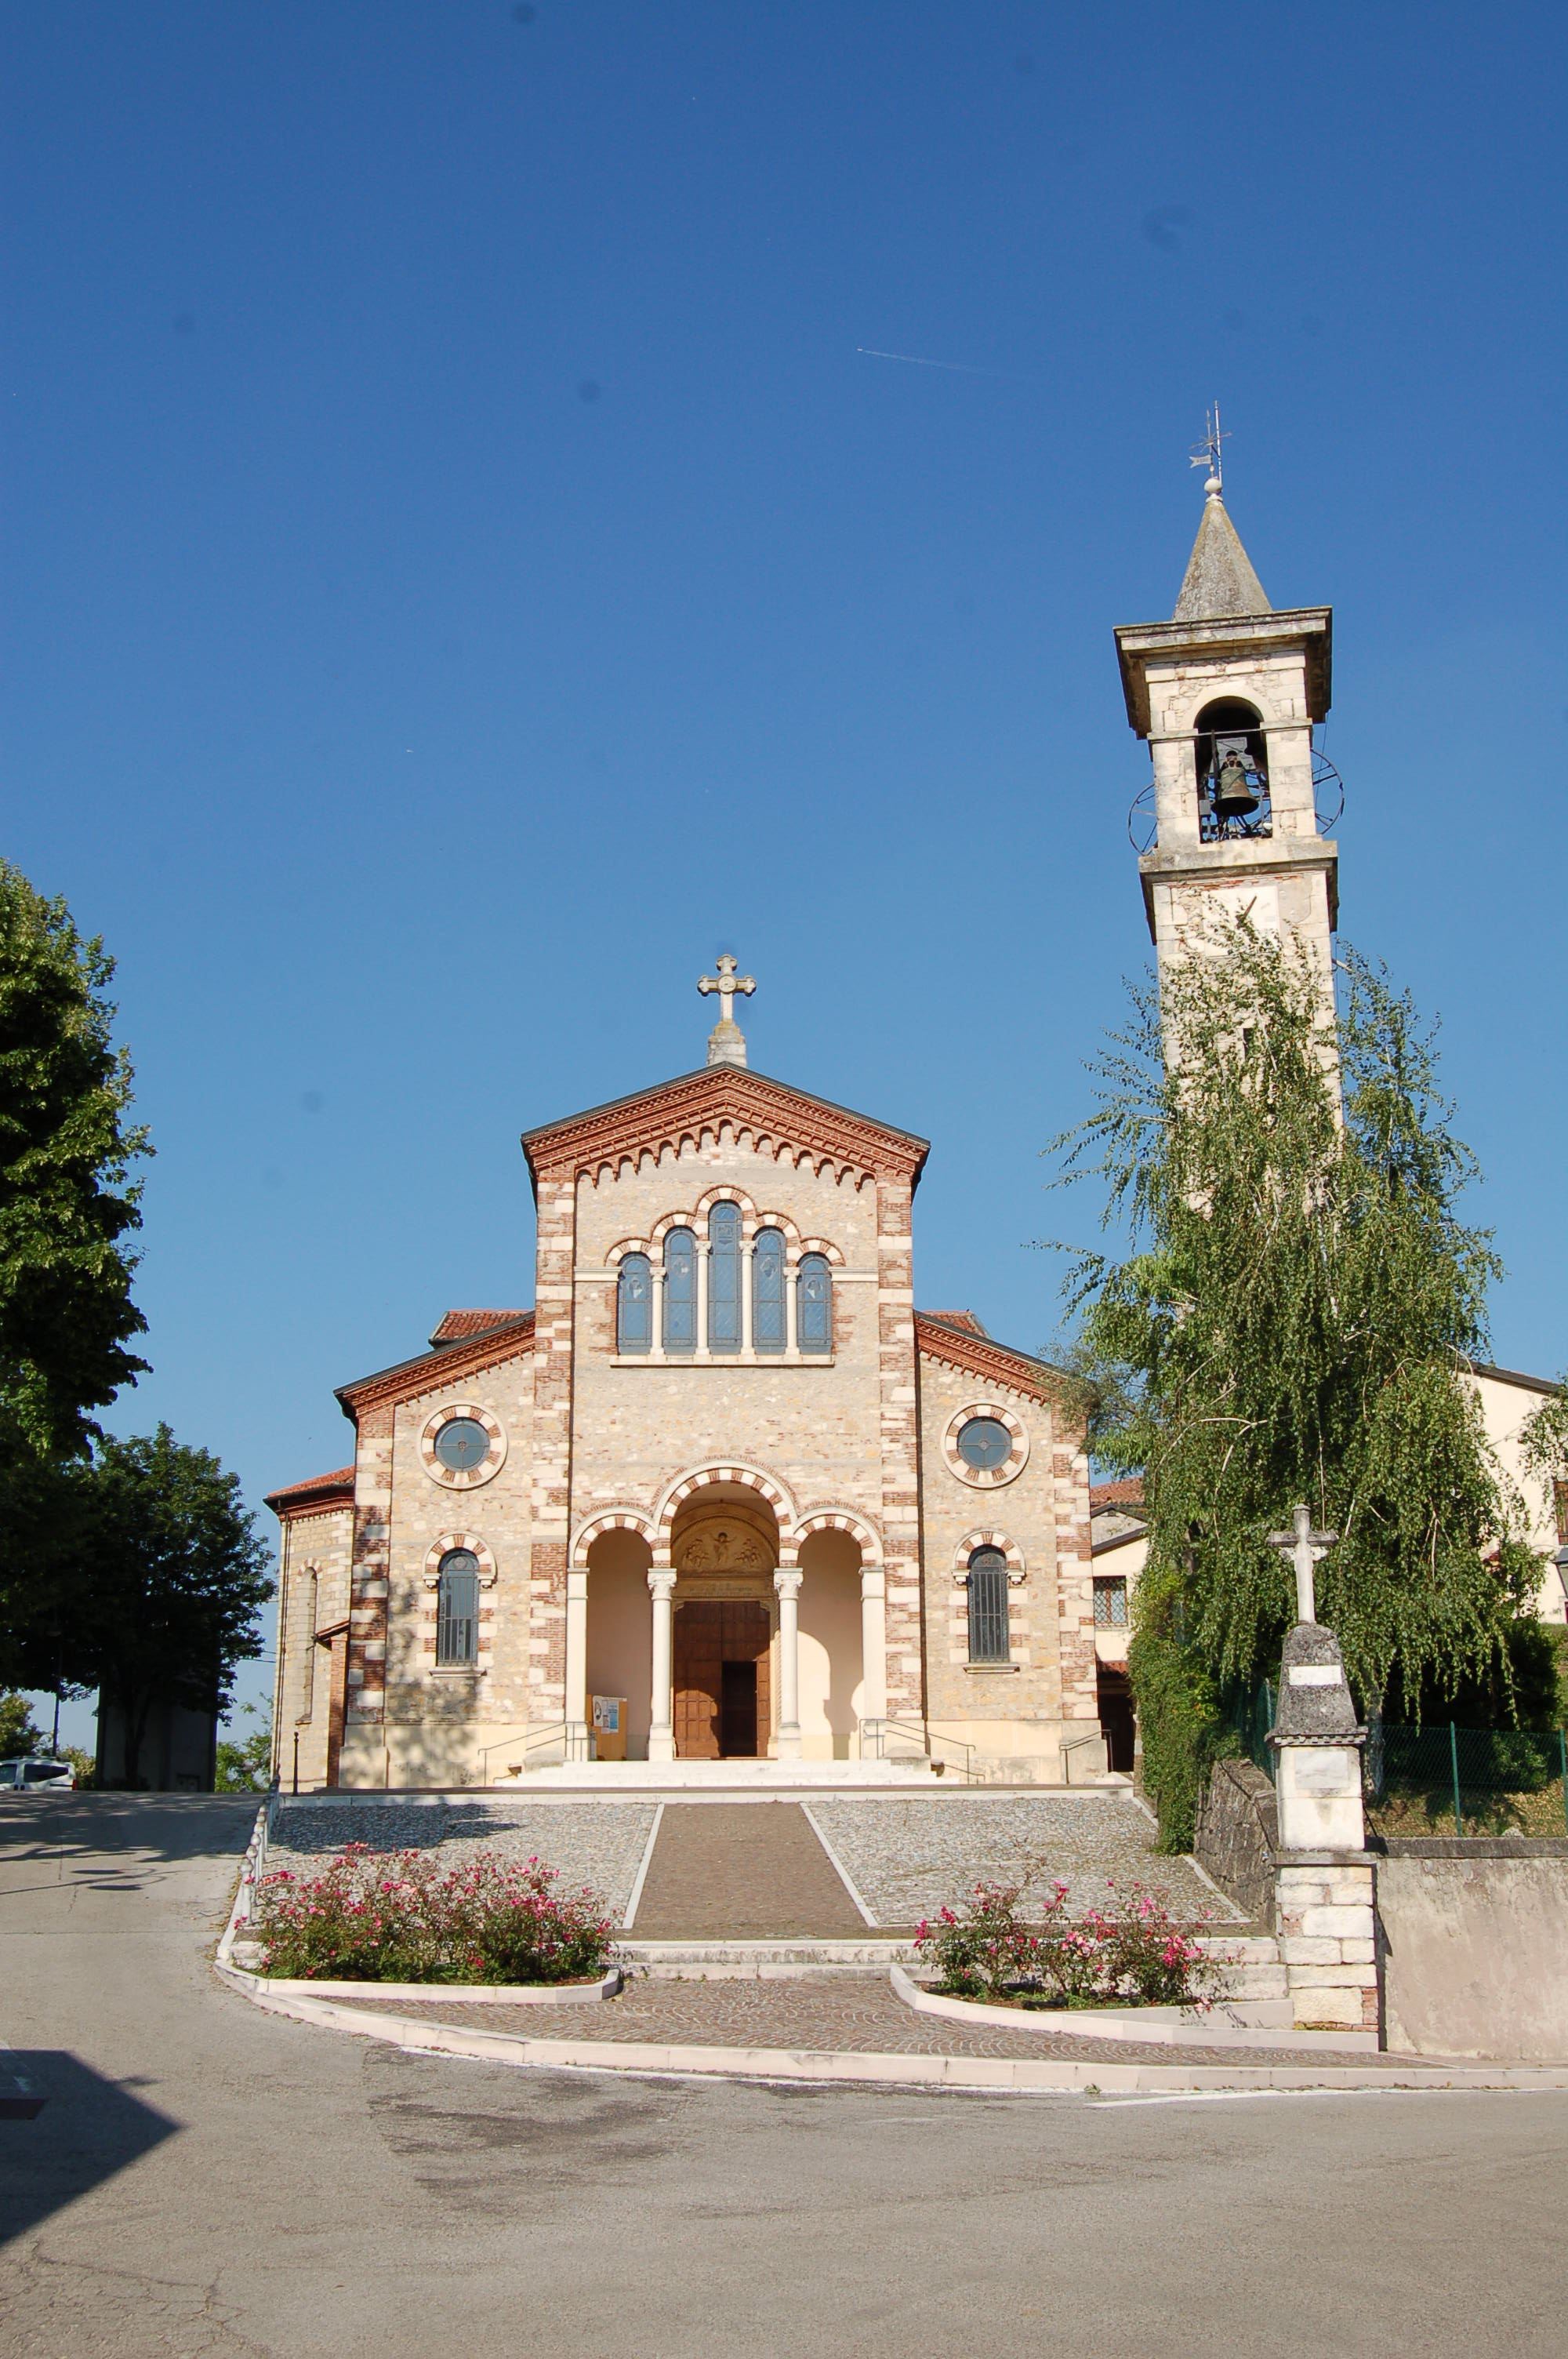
xmin=858 ymin=1564 xmax=887 ymax=1752
xmin=1269 ymin=1619 xmax=1378 ymax=2038
xmin=648 ymin=1568 xmax=677 ymax=1763
xmin=785 ymin=1259 xmax=799 ymax=1357
xmin=774 ymin=1568 xmax=803 ymax=1760
xmin=740 ymin=1241 xmax=754 ymax=1354
xmin=695 ymin=1242 xmax=710 ymax=1360
xmin=564 ymin=1568 xmax=590 ymax=1762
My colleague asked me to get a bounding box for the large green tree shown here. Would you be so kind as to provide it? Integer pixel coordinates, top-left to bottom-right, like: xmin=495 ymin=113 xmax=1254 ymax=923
xmin=61 ymin=1426 xmax=273 ymax=1789
xmin=0 ymin=862 xmax=149 ymax=1676
xmin=1055 ymin=919 xmax=1537 ymax=1842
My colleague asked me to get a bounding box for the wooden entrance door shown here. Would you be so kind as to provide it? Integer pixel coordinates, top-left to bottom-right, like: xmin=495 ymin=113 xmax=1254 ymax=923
xmin=673 ymin=1600 xmax=771 ymax=1758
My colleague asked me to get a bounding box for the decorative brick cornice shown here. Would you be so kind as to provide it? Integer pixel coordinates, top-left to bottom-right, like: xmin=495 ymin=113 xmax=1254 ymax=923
xmin=521 ymin=1066 xmax=928 ymax=1190
xmin=915 ymin=1313 xmax=1087 ymax=1416
xmin=336 ymin=1314 xmax=536 ymax=1420
xmin=264 ymin=1466 xmax=355 ymax=1518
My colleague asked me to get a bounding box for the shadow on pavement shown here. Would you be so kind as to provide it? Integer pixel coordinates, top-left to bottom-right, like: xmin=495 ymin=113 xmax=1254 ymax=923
xmin=0 ymin=1793 xmax=260 ymax=1876
xmin=0 ymin=2052 xmax=180 ymax=2245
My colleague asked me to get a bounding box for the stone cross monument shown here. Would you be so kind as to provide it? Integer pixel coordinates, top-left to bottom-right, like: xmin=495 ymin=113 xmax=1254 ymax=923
xmin=1263 ymin=1504 xmax=1379 ymax=2040
xmin=699 ymin=953 xmax=756 ymax=1067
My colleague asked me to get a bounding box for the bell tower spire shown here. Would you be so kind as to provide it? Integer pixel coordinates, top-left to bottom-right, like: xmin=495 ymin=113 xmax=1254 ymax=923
xmin=1115 ymin=425 xmax=1338 ymax=1018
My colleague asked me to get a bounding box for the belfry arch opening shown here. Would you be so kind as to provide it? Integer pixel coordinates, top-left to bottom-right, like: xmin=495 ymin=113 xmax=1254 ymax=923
xmin=1193 ymin=696 xmax=1271 ymax=840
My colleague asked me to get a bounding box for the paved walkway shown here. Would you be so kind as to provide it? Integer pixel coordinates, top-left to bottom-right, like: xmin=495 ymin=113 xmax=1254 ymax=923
xmin=325 ymin=1972 xmax=1387 ymax=2070
xmin=630 ymin=1803 xmax=866 ymax=1936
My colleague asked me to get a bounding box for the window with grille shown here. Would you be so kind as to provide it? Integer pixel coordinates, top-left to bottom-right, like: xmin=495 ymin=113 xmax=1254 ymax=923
xmin=616 ymin=1253 xmax=652 ymax=1354
xmin=753 ymin=1227 xmax=786 ymax=1353
xmin=663 ymin=1228 xmax=696 ymax=1353
xmin=797 ymin=1253 xmax=833 ymax=1354
xmin=1093 ymin=1575 xmax=1128 ymax=1629
xmin=966 ymin=1547 xmax=1011 ymax=1663
xmin=436 ymin=1550 xmax=480 ymax=1666
xmin=707 ymin=1202 xmax=741 ymax=1352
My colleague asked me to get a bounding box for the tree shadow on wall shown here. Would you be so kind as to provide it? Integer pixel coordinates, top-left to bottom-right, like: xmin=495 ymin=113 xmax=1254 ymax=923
xmin=0 ymin=2052 xmax=179 ymax=2245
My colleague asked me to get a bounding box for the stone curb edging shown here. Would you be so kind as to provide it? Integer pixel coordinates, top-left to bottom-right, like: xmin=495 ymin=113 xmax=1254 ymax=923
xmin=227 ymin=1968 xmax=622 ymax=2005
xmin=887 ymin=1964 xmax=1379 ymax=2054
xmin=216 ymin=1965 xmax=1568 ymax=2095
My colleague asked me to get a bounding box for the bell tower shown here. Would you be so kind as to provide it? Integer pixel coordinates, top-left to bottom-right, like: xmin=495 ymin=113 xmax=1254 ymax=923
xmin=1114 ymin=453 xmax=1338 ymax=1012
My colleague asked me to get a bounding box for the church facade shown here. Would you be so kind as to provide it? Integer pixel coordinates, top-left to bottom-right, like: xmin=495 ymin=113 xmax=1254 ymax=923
xmin=268 ymin=975 xmax=1105 ymax=1787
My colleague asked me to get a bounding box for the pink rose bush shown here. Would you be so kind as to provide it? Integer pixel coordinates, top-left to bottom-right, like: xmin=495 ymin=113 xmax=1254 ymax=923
xmin=913 ymin=1875 xmax=1214 ymax=2009
xmin=252 ymin=1844 xmax=615 ymax=1984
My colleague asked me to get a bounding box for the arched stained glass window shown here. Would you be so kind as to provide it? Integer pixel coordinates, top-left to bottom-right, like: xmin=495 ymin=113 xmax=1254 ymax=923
xmin=663 ymin=1228 xmax=697 ymax=1354
xmin=708 ymin=1201 xmax=741 ymax=1353
xmin=797 ymin=1253 xmax=833 ymax=1354
xmin=617 ymin=1253 xmax=652 ymax=1354
xmin=437 ymin=1549 xmax=481 ymax=1667
xmin=966 ymin=1547 xmax=1011 ymax=1664
xmin=753 ymin=1227 xmax=786 ymax=1354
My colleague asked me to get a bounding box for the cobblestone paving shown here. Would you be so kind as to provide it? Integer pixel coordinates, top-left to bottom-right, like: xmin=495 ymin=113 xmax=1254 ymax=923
xmin=267 ymin=1797 xmax=658 ymax=1923
xmin=808 ymin=1793 xmax=1238 ymax=1927
xmin=320 ymin=1973 xmax=1385 ymax=2070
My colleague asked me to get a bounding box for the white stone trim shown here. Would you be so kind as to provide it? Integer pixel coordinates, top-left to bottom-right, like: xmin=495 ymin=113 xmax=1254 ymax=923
xmin=953 ymin=1529 xmax=1027 ymax=1586
xmin=942 ymin=1401 xmax=1029 ymax=1490
xmin=419 ymin=1401 xmax=506 ymax=1491
xmin=650 ymin=1462 xmax=798 ymax=1566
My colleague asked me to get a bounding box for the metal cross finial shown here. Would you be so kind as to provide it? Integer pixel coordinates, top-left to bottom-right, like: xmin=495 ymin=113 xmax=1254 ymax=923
xmin=1266 ymin=1503 xmax=1338 ymax=1626
xmin=1189 ymin=399 xmax=1230 ymax=494
xmin=698 ymin=951 xmax=756 ymax=1067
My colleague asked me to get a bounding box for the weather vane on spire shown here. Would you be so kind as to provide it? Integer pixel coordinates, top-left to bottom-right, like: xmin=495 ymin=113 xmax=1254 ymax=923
xmin=1189 ymin=400 xmax=1230 ymax=496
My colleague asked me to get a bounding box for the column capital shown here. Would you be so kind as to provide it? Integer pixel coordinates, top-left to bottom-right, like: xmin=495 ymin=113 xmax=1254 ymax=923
xmin=858 ymin=1564 xmax=886 ymax=1598
xmin=647 ymin=1567 xmax=677 ymax=1598
xmin=772 ymin=1568 xmax=804 ymax=1601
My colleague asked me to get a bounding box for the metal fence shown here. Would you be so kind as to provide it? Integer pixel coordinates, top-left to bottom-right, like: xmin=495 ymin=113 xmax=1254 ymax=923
xmin=1229 ymin=1685 xmax=1568 ymax=1836
xmin=1367 ymin=1724 xmax=1568 ymax=1838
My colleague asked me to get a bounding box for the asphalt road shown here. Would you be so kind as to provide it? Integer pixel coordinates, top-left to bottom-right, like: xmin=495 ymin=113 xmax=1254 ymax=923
xmin=3 ymin=1794 xmax=1566 ymax=2359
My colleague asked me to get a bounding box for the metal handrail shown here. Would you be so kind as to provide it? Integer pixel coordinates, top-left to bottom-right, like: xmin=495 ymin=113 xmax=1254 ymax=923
xmin=862 ymin=1716 xmax=978 ymax=1783
xmin=1059 ymin=1732 xmax=1104 ymax=1787
xmin=478 ymin=1723 xmax=568 ymax=1783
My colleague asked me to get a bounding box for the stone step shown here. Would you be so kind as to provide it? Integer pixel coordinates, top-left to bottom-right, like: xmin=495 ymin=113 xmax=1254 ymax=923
xmin=498 ymin=1759 xmax=942 ymax=1790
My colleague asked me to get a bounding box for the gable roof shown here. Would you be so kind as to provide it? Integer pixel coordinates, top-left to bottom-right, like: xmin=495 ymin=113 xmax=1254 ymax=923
xmin=265 ymin=1465 xmax=355 ymax=1517
xmin=430 ymin=1309 xmax=530 ymax=1349
xmin=336 ymin=1311 xmax=536 ymax=1419
xmin=914 ymin=1311 xmax=1083 ymax=1411
xmin=521 ymin=1065 xmax=928 ymax=1190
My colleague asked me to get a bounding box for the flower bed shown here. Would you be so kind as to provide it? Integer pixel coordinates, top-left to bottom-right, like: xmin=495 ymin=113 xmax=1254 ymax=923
xmin=250 ymin=1842 xmax=615 ymax=1986
xmin=913 ymin=1875 xmax=1215 ymax=2011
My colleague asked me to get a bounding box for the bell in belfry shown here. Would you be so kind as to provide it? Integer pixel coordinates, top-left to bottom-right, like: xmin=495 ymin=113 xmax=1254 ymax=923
xmin=1212 ymin=747 xmax=1259 ymax=820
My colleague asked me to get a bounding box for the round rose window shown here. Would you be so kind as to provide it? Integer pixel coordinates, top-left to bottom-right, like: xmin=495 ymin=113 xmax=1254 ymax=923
xmin=433 ymin=1416 xmax=491 ymax=1474
xmin=956 ymin=1416 xmax=1013 ymax=1471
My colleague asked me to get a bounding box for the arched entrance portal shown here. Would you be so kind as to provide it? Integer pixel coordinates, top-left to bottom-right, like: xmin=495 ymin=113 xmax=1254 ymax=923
xmin=671 ymin=1490 xmax=776 ymax=1759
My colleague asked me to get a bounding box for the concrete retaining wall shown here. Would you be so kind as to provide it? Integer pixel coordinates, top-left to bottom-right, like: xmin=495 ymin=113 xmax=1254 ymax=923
xmin=1378 ymin=1844 xmax=1568 ymax=2060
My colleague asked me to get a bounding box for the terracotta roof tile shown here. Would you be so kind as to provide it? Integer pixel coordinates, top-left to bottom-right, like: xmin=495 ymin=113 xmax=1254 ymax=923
xmin=923 ymin=1310 xmax=989 ymax=1338
xmin=265 ymin=1465 xmax=355 ymax=1513
xmin=1091 ymin=1478 xmax=1146 ymax=1511
xmin=430 ymin=1309 xmax=531 ymax=1348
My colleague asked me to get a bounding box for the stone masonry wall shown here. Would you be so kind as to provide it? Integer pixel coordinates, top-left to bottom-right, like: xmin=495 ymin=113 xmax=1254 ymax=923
xmin=271 ymin=1501 xmax=353 ymax=1790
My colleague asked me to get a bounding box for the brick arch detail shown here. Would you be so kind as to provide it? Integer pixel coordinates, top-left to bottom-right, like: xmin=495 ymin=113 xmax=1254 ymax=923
xmin=570 ymin=1508 xmax=654 ymax=1569
xmin=788 ymin=1507 xmax=883 ymax=1567
xmin=953 ymin=1528 xmax=1028 ymax=1585
xmin=650 ymin=1463 xmax=799 ymax=1568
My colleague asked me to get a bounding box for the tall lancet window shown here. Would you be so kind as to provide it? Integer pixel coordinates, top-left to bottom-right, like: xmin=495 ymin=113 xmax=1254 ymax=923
xmin=663 ymin=1228 xmax=697 ymax=1354
xmin=753 ymin=1228 xmax=786 ymax=1354
xmin=707 ymin=1201 xmax=742 ymax=1352
xmin=616 ymin=1253 xmax=652 ymax=1354
xmin=966 ymin=1547 xmax=1011 ymax=1664
xmin=797 ymin=1254 xmax=833 ymax=1354
xmin=436 ymin=1549 xmax=481 ymax=1667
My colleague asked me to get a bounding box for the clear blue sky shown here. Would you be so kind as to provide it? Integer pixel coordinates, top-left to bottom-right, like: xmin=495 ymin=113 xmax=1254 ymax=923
xmin=7 ymin=3 xmax=1563 ymax=1745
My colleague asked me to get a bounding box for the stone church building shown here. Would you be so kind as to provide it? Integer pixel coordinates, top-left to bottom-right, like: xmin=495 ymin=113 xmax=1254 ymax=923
xmin=276 ymin=470 xmax=1562 ymax=1790
xmin=268 ymin=970 xmax=1105 ymax=1787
